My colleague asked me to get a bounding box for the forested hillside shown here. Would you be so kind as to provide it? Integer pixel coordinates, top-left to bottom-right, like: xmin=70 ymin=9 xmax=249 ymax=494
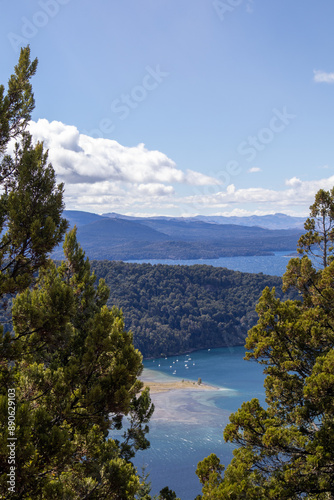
xmin=91 ymin=261 xmax=296 ymax=358
xmin=54 ymin=210 xmax=303 ymax=261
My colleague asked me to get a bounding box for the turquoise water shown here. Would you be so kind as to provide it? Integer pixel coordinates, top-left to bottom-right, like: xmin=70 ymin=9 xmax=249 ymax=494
xmin=126 ymin=253 xmax=294 ymax=497
xmin=127 ymin=250 xmax=296 ymax=277
xmin=133 ymin=346 xmax=266 ymax=499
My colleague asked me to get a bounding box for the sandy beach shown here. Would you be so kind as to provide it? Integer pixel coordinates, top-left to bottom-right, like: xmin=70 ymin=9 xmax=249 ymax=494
xmin=139 ymin=370 xmax=229 ymax=424
xmin=142 ymin=379 xmax=216 ymax=394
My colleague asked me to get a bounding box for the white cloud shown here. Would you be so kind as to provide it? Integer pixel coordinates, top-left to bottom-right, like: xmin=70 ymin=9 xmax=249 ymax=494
xmin=285 ymin=176 xmax=302 ymax=188
xmin=29 ymin=119 xmax=218 ymax=187
xmin=248 ymin=167 xmax=262 ymax=173
xmin=313 ymin=70 xmax=334 ymax=84
xmin=137 ymin=183 xmax=174 ymax=196
xmin=21 ymin=119 xmax=334 ymax=217
xmin=184 ymin=169 xmax=221 ymax=186
xmin=63 ymin=180 xmax=179 ymax=213
xmin=26 ymin=119 xmax=222 ymax=213
xmin=226 ymin=184 xmax=236 ymax=194
xmin=182 ymin=175 xmax=334 ymax=214
xmin=204 ymin=209 xmax=277 ymax=217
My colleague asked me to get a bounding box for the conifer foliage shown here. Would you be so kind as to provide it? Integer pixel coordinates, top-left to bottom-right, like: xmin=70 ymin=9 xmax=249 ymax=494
xmin=1 ymin=229 xmax=153 ymax=498
xmin=0 ymin=48 xmax=153 ymax=499
xmin=196 ymin=189 xmax=334 ymax=499
xmin=0 ymin=47 xmax=67 ymax=297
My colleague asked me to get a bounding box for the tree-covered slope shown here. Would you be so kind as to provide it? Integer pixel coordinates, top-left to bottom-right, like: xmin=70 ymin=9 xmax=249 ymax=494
xmin=63 ymin=209 xmax=107 ymax=227
xmin=194 ymin=188 xmax=334 ymax=499
xmin=54 ymin=211 xmax=302 ymax=260
xmin=91 ymin=261 xmax=296 ymax=358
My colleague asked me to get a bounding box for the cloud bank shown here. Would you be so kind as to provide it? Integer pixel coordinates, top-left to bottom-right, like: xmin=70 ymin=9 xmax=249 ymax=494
xmin=182 ymin=176 xmax=334 ymax=217
xmin=27 ymin=119 xmax=221 ymax=213
xmin=24 ymin=119 xmax=334 ymax=217
xmin=29 ymin=119 xmax=217 ymax=187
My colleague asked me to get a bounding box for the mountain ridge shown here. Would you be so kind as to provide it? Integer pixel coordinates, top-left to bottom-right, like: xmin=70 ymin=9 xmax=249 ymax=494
xmin=55 ymin=210 xmax=304 ymax=261
xmin=101 ymin=211 xmax=305 ymax=230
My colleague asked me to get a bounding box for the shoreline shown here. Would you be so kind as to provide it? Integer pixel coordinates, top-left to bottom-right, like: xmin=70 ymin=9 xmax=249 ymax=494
xmin=142 ymin=379 xmax=217 ymax=394
xmin=140 ymin=377 xmax=228 ymax=425
xmin=142 ymin=343 xmax=245 ymax=361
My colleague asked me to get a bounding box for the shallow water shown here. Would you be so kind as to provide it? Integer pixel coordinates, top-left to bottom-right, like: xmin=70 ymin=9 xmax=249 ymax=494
xmin=123 ymin=253 xmax=291 ymax=498
xmin=133 ymin=346 xmax=266 ymax=499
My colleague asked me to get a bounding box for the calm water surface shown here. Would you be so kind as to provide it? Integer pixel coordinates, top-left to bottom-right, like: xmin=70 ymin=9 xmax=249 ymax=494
xmin=127 ymin=249 xmax=296 ymax=276
xmin=126 ymin=253 xmax=295 ymax=498
xmin=133 ymin=347 xmax=266 ymax=500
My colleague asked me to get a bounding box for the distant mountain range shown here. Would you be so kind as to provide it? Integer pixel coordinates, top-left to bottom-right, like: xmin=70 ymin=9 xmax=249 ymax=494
xmin=52 ymin=210 xmax=305 ymax=261
xmin=193 ymin=213 xmax=305 ymax=230
xmin=102 ymin=211 xmax=306 ymax=230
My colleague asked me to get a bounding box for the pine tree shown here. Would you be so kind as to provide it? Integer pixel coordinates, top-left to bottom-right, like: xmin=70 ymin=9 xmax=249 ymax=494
xmin=158 ymin=486 xmax=180 ymax=500
xmin=297 ymin=187 xmax=334 ymax=268
xmin=0 ymin=48 xmax=154 ymax=499
xmin=0 ymin=46 xmax=67 ymax=298
xmin=0 ymin=229 xmax=153 ymax=498
xmin=136 ymin=465 xmax=154 ymax=500
xmin=196 ymin=188 xmax=334 ymax=499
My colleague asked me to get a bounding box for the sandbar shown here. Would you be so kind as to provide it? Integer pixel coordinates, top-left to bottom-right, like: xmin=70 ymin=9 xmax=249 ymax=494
xmin=142 ymin=379 xmax=216 ymax=394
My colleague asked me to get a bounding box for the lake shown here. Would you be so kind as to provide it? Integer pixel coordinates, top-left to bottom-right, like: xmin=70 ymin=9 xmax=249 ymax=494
xmin=127 ymin=249 xmax=297 ymax=277
xmin=125 ymin=251 xmax=294 ymax=498
xmin=133 ymin=346 xmax=266 ymax=499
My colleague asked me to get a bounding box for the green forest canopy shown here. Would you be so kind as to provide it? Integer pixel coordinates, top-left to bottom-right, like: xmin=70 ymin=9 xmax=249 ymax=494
xmin=91 ymin=261 xmax=297 ymax=358
xmin=195 ymin=188 xmax=334 ymax=499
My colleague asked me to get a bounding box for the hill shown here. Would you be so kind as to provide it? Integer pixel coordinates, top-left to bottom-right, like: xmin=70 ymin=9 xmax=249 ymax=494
xmin=58 ymin=210 xmax=302 ymax=260
xmin=91 ymin=261 xmax=297 ymax=358
xmin=63 ymin=210 xmax=107 ymax=227
xmin=193 ymin=213 xmax=305 ymax=230
xmin=102 ymin=211 xmax=305 ymax=229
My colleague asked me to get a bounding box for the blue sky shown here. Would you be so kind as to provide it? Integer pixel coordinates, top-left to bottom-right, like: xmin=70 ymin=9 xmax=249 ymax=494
xmin=1 ymin=0 xmax=334 ymax=217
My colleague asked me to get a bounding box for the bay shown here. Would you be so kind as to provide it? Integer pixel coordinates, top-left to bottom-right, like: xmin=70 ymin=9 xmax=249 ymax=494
xmin=133 ymin=346 xmax=266 ymax=499
xmin=127 ymin=249 xmax=296 ymax=277
xmin=126 ymin=252 xmax=295 ymax=497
